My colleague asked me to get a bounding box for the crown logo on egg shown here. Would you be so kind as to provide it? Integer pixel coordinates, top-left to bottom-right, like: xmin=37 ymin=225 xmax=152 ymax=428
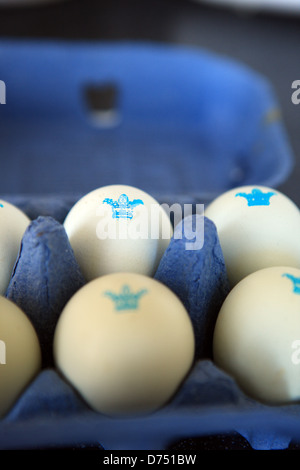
xmin=235 ymin=188 xmax=276 ymax=206
xmin=282 ymin=273 xmax=300 ymax=294
xmin=102 ymin=193 xmax=144 ymax=219
xmin=104 ymin=285 xmax=148 ymax=311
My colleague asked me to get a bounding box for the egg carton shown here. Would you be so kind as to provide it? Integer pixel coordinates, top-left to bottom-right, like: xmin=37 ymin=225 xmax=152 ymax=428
xmin=0 ymin=40 xmax=293 ymax=198
xmin=0 ymin=195 xmax=299 ymax=451
xmin=0 ymin=40 xmax=297 ymax=450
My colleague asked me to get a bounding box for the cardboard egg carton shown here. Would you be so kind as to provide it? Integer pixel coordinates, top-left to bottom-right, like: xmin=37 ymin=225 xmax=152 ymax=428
xmin=0 ymin=40 xmax=297 ymax=450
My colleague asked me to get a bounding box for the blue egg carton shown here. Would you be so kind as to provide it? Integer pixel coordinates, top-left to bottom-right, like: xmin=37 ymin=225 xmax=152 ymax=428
xmin=0 ymin=40 xmax=298 ymax=450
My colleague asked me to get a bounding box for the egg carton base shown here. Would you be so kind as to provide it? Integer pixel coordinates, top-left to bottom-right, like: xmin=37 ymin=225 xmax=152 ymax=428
xmin=1 ymin=363 xmax=300 ymax=450
xmin=0 ymin=207 xmax=300 ymax=450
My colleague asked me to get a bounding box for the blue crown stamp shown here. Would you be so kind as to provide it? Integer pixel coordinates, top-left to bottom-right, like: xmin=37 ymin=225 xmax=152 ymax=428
xmin=235 ymin=188 xmax=276 ymax=206
xmin=282 ymin=273 xmax=300 ymax=294
xmin=104 ymin=284 xmax=148 ymax=311
xmin=103 ymin=193 xmax=144 ymax=219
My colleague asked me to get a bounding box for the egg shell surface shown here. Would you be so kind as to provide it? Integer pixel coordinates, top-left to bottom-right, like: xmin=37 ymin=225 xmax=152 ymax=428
xmin=213 ymin=266 xmax=300 ymax=404
xmin=0 ymin=200 xmax=30 ymax=295
xmin=53 ymin=272 xmax=195 ymax=417
xmin=63 ymin=185 xmax=173 ymax=281
xmin=205 ymin=185 xmax=300 ymax=286
xmin=0 ymin=296 xmax=42 ymax=418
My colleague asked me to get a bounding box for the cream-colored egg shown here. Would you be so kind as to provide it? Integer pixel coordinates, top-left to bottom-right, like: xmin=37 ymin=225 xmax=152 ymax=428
xmin=205 ymin=185 xmax=300 ymax=286
xmin=213 ymin=266 xmax=300 ymax=404
xmin=0 ymin=200 xmax=30 ymax=295
xmin=0 ymin=296 xmax=42 ymax=417
xmin=53 ymin=272 xmax=195 ymax=416
xmin=63 ymin=185 xmax=173 ymax=281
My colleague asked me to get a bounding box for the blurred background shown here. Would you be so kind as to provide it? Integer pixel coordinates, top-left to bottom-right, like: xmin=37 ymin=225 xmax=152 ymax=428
xmin=1 ymin=0 xmax=300 ymax=451
xmin=0 ymin=0 xmax=300 ymax=203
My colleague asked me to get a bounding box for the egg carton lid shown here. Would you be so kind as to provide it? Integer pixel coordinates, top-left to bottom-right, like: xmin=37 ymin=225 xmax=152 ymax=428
xmin=0 ymin=39 xmax=293 ymax=204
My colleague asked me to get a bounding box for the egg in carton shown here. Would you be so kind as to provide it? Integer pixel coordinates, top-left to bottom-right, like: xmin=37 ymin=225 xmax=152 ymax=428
xmin=1 ymin=184 xmax=300 ymax=451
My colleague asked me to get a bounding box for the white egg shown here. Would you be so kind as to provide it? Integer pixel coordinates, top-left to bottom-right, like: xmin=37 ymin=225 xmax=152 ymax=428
xmin=0 ymin=200 xmax=30 ymax=295
xmin=0 ymin=296 xmax=42 ymax=417
xmin=213 ymin=266 xmax=300 ymax=404
xmin=205 ymin=185 xmax=300 ymax=286
xmin=63 ymin=185 xmax=173 ymax=281
xmin=53 ymin=272 xmax=195 ymax=416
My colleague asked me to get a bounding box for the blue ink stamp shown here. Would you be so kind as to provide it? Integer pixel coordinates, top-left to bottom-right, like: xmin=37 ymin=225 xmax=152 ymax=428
xmin=103 ymin=193 xmax=144 ymax=219
xmin=104 ymin=285 xmax=148 ymax=311
xmin=0 ymin=203 xmax=3 ymax=208
xmin=235 ymin=188 xmax=276 ymax=206
xmin=282 ymin=273 xmax=300 ymax=294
